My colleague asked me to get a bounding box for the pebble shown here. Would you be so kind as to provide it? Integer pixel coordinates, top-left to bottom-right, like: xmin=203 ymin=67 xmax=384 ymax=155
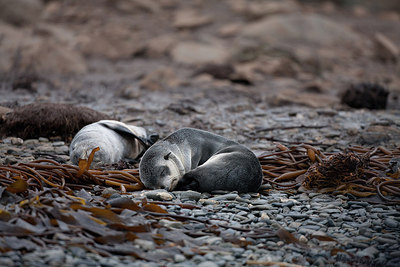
xmin=384 ymin=217 xmax=398 ymax=228
xmin=210 ymin=193 xmax=239 ymax=201
xmin=1 ymin=107 xmax=400 ymax=267
xmin=178 ymin=190 xmax=202 ymax=201
xmin=285 ymin=212 xmax=308 ymax=219
xmin=145 ymin=190 xmax=174 ymax=201
xmin=375 ymin=237 xmax=398 ymax=245
xmin=159 ymin=219 xmax=183 ymax=229
xmin=198 ymin=261 xmax=218 ymax=267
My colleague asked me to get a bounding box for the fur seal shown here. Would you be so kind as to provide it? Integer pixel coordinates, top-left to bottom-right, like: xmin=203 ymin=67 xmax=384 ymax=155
xmin=70 ymin=120 xmax=158 ymax=166
xmin=139 ymin=128 xmax=262 ymax=193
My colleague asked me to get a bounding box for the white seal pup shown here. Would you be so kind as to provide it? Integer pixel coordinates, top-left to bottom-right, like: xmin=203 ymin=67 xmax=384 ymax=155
xmin=139 ymin=128 xmax=263 ymax=193
xmin=70 ymin=120 xmax=158 ymax=167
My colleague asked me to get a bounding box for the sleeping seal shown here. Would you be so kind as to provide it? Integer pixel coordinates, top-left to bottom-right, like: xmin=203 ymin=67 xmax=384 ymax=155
xmin=70 ymin=120 xmax=158 ymax=167
xmin=139 ymin=128 xmax=262 ymax=193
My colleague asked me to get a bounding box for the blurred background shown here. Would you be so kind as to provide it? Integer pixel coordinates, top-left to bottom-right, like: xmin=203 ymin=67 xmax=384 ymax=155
xmin=0 ymin=0 xmax=399 ymax=118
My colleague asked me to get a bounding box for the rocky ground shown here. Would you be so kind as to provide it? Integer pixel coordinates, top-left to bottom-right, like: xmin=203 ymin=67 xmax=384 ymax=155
xmin=1 ymin=0 xmax=400 ymax=266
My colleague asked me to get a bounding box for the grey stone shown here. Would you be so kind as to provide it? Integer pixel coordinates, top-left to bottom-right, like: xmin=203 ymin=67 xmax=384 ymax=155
xmin=285 ymin=212 xmax=308 ymax=219
xmin=174 ymin=254 xmax=186 ymax=262
xmin=356 ymin=246 xmax=379 ymax=258
xmin=375 ymin=237 xmax=398 ymax=245
xmin=198 ymin=261 xmax=218 ymax=267
xmin=145 ymin=190 xmax=174 ymax=201
xmin=210 ymin=193 xmax=239 ymax=201
xmin=178 ymin=190 xmax=202 ymax=201
xmin=384 ymin=217 xmax=398 ymax=228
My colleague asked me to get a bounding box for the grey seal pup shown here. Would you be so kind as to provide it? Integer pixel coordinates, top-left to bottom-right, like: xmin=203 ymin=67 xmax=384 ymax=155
xmin=139 ymin=128 xmax=262 ymax=193
xmin=70 ymin=120 xmax=157 ymax=166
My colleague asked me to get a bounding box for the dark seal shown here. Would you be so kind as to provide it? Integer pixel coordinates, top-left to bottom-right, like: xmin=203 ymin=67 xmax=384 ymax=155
xmin=139 ymin=128 xmax=262 ymax=193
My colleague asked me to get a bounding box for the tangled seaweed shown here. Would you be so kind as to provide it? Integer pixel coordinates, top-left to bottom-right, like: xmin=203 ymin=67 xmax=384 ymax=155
xmin=0 ymin=159 xmax=143 ymax=193
xmin=0 ymin=145 xmax=399 ymax=259
xmin=0 ymin=144 xmax=399 ymax=203
xmin=259 ymin=144 xmax=400 ymax=204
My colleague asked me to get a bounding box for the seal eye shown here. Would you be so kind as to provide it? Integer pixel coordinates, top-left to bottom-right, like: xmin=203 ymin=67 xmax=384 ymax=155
xmin=164 ymin=152 xmax=171 ymax=160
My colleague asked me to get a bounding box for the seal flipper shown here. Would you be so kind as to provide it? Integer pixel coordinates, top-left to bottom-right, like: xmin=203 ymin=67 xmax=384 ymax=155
xmin=99 ymin=121 xmax=157 ymax=158
xmin=176 ymin=173 xmax=199 ymax=191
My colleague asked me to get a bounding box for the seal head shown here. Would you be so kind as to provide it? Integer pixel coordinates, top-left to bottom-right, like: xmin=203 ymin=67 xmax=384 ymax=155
xmin=139 ymin=142 xmax=186 ymax=191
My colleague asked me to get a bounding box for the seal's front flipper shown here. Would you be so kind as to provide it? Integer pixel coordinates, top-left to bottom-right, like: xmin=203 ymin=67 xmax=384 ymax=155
xmin=176 ymin=173 xmax=199 ymax=191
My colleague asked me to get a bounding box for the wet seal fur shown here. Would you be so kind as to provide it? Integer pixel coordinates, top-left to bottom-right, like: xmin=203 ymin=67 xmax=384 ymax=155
xmin=70 ymin=120 xmax=157 ymax=166
xmin=139 ymin=128 xmax=262 ymax=193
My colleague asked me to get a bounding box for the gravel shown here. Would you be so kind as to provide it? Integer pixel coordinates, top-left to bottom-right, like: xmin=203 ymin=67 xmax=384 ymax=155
xmin=1 ymin=106 xmax=400 ymax=266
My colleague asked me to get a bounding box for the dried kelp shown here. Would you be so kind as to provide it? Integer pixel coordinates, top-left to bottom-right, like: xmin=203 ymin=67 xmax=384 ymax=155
xmin=259 ymin=144 xmax=400 ymax=203
xmin=0 ymin=159 xmax=144 ymax=193
xmin=1 ymin=145 xmax=399 ymax=259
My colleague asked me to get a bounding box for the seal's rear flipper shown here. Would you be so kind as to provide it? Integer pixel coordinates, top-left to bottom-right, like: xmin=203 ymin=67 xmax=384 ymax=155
xmin=99 ymin=121 xmax=150 ymax=149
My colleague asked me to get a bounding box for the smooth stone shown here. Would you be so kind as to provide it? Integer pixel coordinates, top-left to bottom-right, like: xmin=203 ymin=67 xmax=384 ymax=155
xmin=347 ymin=201 xmax=368 ymax=207
xmin=52 ymin=141 xmax=65 ymax=146
xmin=134 ymin=239 xmax=155 ymax=250
xmin=272 ymin=201 xmax=295 ymax=208
xmin=348 ymin=242 xmax=369 ymax=249
xmin=249 ymin=204 xmax=273 ymax=210
xmin=199 ymin=199 xmax=219 ymax=205
xmin=178 ymin=190 xmax=202 ymax=201
xmin=371 ymin=208 xmax=385 ymax=213
xmin=375 ymin=237 xmax=398 ymax=245
xmin=145 ymin=190 xmax=174 ymax=201
xmin=210 ymin=193 xmax=239 ymax=201
xmin=174 ymin=254 xmax=186 ymax=262
xmin=198 ymin=261 xmax=218 ymax=267
xmin=384 ymin=217 xmax=398 ymax=228
xmin=300 ymin=225 xmax=321 ymax=231
xmin=159 ymin=219 xmax=183 ymax=229
xmin=285 ymin=212 xmax=308 ymax=219
xmin=321 ymin=209 xmax=341 ymax=213
xmin=390 ymin=250 xmax=400 ymax=257
xmin=3 ymin=137 xmax=24 ymax=145
xmin=356 ymin=246 xmax=379 ymax=258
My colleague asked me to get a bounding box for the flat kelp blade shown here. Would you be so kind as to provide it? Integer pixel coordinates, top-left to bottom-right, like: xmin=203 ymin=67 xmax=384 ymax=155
xmin=77 ymin=147 xmax=100 ymax=177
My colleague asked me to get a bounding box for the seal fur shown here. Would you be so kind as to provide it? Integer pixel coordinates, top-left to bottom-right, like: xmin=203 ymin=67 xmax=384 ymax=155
xmin=70 ymin=120 xmax=154 ymax=166
xmin=139 ymin=128 xmax=262 ymax=193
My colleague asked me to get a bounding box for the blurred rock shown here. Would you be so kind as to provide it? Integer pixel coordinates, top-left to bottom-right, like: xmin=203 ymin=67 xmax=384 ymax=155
xmin=113 ymin=0 xmax=160 ymax=13
xmin=0 ymin=23 xmax=87 ymax=75
xmin=271 ymin=89 xmax=339 ymax=108
xmin=0 ymin=23 xmax=26 ymax=72
xmin=145 ymin=34 xmax=176 ymax=57
xmin=78 ymin=24 xmax=144 ymax=60
xmin=218 ymin=23 xmax=244 ymax=37
xmin=139 ymin=67 xmax=180 ymax=91
xmin=194 ymin=64 xmax=235 ymax=80
xmin=0 ymin=0 xmax=43 ymax=26
xmin=173 ymin=9 xmax=212 ymax=29
xmin=358 ymin=126 xmax=394 ymax=146
xmin=341 ymin=83 xmax=389 ymax=110
xmin=171 ymin=42 xmax=231 ymax=65
xmin=230 ymin=0 xmax=299 ymax=19
xmin=23 ymin=40 xmax=87 ymax=75
xmin=117 ymin=85 xmax=141 ymax=99
xmin=241 ymin=13 xmax=365 ymax=48
xmin=374 ymin=33 xmax=399 ymax=62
